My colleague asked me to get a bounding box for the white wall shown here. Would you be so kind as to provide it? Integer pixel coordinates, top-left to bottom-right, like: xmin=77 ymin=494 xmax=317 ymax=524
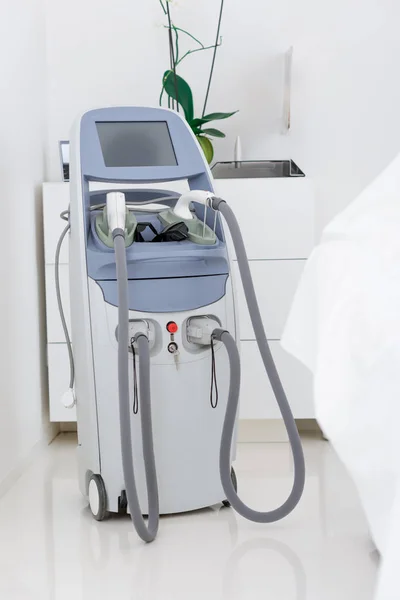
xmin=288 ymin=0 xmax=400 ymax=233
xmin=45 ymin=0 xmax=400 ymax=234
xmin=0 ymin=0 xmax=56 ymax=488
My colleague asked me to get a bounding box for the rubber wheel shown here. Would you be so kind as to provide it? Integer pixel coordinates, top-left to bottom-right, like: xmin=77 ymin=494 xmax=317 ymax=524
xmin=222 ymin=467 xmax=237 ymax=508
xmin=88 ymin=474 xmax=109 ymax=521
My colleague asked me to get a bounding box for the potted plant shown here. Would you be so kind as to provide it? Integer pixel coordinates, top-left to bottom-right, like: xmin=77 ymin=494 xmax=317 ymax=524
xmin=159 ymin=0 xmax=237 ymax=163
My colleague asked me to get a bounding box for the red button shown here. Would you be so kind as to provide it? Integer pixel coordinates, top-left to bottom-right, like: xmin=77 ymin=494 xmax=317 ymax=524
xmin=166 ymin=321 xmax=178 ymax=334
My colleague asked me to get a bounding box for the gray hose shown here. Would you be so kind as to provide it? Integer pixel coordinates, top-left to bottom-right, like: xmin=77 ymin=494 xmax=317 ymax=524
xmin=113 ymin=230 xmax=159 ymax=543
xmin=55 ymin=222 xmax=74 ymax=388
xmin=212 ymin=198 xmax=305 ymax=522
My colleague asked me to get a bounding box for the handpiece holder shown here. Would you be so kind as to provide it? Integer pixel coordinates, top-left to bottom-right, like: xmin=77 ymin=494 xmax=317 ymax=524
xmin=173 ymin=190 xmax=215 ymax=220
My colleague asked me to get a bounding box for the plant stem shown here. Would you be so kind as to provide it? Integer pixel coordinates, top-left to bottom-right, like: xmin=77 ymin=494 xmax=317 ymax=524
xmin=171 ymin=26 xmax=204 ymax=48
xmin=163 ymin=25 xmax=205 ymax=49
xmin=176 ymin=41 xmax=221 ymax=66
xmin=162 ymin=24 xmax=207 ymax=67
xmin=166 ymin=2 xmax=179 ymax=113
xmin=158 ymin=0 xmax=167 ymax=15
xmin=202 ymin=0 xmax=225 ymax=117
xmin=173 ymin=25 xmax=179 ymax=64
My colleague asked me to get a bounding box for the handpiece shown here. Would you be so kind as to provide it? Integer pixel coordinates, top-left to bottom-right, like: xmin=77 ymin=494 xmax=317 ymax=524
xmin=106 ymin=191 xmax=127 ymax=233
xmin=173 ymin=190 xmax=214 ymax=221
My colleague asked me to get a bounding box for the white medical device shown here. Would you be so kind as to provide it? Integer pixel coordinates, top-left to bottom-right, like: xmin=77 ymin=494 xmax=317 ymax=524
xmin=59 ymin=107 xmax=305 ymax=542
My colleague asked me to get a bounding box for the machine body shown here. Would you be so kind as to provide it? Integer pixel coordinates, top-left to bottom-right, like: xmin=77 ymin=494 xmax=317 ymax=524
xmin=69 ymin=107 xmax=237 ymax=515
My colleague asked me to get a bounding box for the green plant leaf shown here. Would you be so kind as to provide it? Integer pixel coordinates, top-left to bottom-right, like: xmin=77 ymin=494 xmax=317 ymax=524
xmin=190 ymin=111 xmax=237 ymax=128
xmin=201 ymin=128 xmax=226 ymax=138
xmin=190 ymin=118 xmax=207 ymax=128
xmin=203 ymin=111 xmax=238 ymax=121
xmin=196 ymin=136 xmax=214 ymax=164
xmin=163 ymin=70 xmax=194 ymax=122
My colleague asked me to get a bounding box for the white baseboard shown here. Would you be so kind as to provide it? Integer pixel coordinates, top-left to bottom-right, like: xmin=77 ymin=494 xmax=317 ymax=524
xmin=44 ymin=420 xmax=60 ymax=443
xmin=0 ymin=421 xmax=59 ymax=500
xmin=60 ymin=422 xmax=78 ymax=432
xmin=57 ymin=419 xmax=322 ymax=442
xmin=238 ymin=419 xmax=287 ymax=442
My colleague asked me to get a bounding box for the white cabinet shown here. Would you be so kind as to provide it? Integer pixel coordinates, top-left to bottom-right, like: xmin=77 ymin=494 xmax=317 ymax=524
xmin=216 ymin=176 xmax=315 ymax=421
xmin=43 ymin=179 xmax=314 ymax=422
xmin=43 ymin=183 xmax=74 ymax=423
xmin=233 ymin=260 xmax=306 ymax=340
xmin=43 ymin=183 xmax=70 ymax=264
xmin=45 ymin=264 xmax=70 ymax=343
xmin=240 ymin=341 xmax=314 ymax=419
xmin=215 ymin=178 xmax=314 ymax=259
xmin=48 ymin=344 xmax=76 ymax=422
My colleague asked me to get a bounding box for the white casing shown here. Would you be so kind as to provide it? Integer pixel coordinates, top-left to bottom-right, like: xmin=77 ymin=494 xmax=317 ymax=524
xmin=69 ymin=110 xmax=239 ymax=514
xmin=70 ymin=115 xmax=101 ymax=490
xmin=88 ymin=280 xmax=236 ymax=513
xmin=106 ymin=191 xmax=127 ymax=232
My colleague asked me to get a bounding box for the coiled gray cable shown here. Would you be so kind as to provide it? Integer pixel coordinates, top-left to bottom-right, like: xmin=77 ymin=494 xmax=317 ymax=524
xmin=212 ymin=197 xmax=305 ymax=522
xmin=55 ymin=222 xmax=74 ymax=388
xmin=113 ymin=229 xmax=159 ymax=543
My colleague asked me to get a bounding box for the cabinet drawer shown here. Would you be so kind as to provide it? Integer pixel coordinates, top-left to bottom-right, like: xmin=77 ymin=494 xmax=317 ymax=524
xmin=48 ymin=344 xmax=76 ymax=422
xmin=215 ymin=178 xmax=314 ymax=259
xmin=45 ymin=264 xmax=70 ymax=343
xmin=239 ymin=340 xmax=313 ymax=419
xmin=234 ymin=260 xmax=305 ymax=340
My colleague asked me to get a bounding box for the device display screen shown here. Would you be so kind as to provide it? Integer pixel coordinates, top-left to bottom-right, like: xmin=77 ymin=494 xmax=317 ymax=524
xmin=96 ymin=121 xmax=177 ymax=168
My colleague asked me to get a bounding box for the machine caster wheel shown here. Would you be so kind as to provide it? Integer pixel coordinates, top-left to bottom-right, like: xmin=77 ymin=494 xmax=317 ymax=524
xmin=88 ymin=474 xmax=109 ymax=521
xmin=222 ymin=467 xmax=238 ymax=508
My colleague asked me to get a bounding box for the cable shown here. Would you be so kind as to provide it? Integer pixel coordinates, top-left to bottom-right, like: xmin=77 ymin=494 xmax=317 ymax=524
xmin=55 ymin=220 xmax=74 ymax=389
xmin=113 ymin=229 xmax=159 ymax=543
xmin=210 ymin=337 xmax=219 ymax=408
xmin=131 ymin=339 xmax=139 ymax=415
xmin=212 ymin=197 xmax=305 ymax=522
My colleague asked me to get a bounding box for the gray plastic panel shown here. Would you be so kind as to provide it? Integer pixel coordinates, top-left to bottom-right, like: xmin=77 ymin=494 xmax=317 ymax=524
xmin=87 ymin=239 xmax=229 ymax=279
xmin=76 ymin=107 xmax=229 ymax=290
xmin=86 ymin=189 xmax=228 ymax=280
xmin=96 ymin=275 xmax=229 ymax=312
xmin=79 ymin=107 xmax=213 ymax=188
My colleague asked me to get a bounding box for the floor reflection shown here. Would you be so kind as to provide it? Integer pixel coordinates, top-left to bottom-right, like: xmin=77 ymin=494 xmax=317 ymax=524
xmin=222 ymin=538 xmax=306 ymax=600
xmin=0 ymin=434 xmax=378 ymax=600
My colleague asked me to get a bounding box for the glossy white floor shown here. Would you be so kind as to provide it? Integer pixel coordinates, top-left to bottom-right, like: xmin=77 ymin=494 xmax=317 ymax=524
xmin=0 ymin=433 xmax=378 ymax=600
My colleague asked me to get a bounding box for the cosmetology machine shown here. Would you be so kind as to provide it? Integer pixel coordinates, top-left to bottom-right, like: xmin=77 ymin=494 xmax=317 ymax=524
xmin=56 ymin=107 xmax=305 ymax=542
